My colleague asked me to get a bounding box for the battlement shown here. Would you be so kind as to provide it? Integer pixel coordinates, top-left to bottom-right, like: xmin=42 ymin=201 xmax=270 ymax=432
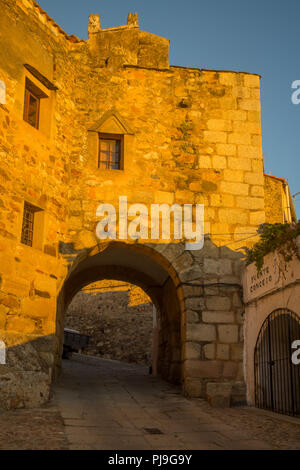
xmin=15 ymin=1 xmax=141 ymax=46
xmin=15 ymin=1 xmax=169 ymax=68
xmin=88 ymin=12 xmax=139 ymax=34
xmin=88 ymin=12 xmax=169 ymax=68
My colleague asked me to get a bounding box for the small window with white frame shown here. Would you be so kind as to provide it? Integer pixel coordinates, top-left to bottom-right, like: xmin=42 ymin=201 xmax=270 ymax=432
xmin=98 ymin=133 xmax=123 ymax=170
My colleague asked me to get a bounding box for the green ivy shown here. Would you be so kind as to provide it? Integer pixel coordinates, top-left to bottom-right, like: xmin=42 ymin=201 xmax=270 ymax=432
xmin=245 ymin=221 xmax=300 ymax=273
xmin=178 ymin=120 xmax=194 ymax=140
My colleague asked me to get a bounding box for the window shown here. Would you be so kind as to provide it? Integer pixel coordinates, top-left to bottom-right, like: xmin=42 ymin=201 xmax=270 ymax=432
xmin=23 ymin=78 xmax=48 ymax=129
xmin=21 ymin=202 xmax=43 ymax=247
xmin=98 ymin=133 xmax=123 ymax=170
xmin=24 ymin=87 xmax=39 ymax=128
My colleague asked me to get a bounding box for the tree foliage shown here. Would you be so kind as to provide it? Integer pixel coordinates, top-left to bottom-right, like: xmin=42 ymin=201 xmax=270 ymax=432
xmin=245 ymin=221 xmax=300 ymax=273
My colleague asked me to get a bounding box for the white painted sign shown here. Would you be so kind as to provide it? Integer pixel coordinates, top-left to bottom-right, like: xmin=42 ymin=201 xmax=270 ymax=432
xmin=243 ymin=247 xmax=300 ymax=303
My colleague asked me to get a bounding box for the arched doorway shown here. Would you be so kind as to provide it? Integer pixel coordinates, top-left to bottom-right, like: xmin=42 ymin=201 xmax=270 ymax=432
xmin=254 ymin=308 xmax=300 ymax=417
xmin=55 ymin=241 xmax=184 ymax=386
xmin=64 ymin=279 xmax=155 ymax=367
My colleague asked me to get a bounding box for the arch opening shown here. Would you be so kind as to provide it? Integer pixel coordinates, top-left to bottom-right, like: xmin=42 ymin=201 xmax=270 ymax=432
xmin=65 ymin=279 xmax=155 ymax=368
xmin=55 ymin=242 xmax=184 ymax=386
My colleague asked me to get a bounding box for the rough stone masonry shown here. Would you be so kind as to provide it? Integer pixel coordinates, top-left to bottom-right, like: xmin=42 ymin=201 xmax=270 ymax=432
xmin=0 ymin=0 xmax=291 ymax=409
xmin=65 ymin=281 xmax=154 ymax=365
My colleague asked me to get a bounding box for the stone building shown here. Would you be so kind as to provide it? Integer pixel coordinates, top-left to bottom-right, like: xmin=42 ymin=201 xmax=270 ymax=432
xmin=264 ymin=174 xmax=296 ymax=224
xmin=243 ymin=236 xmax=300 ymax=416
xmin=0 ymin=0 xmax=296 ymax=409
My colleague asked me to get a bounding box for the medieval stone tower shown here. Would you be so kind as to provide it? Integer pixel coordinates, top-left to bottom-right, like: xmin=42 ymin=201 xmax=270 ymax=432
xmin=0 ymin=0 xmax=289 ymax=409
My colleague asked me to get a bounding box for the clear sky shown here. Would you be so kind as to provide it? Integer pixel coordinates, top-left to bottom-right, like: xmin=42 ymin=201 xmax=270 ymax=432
xmin=38 ymin=0 xmax=300 ymax=217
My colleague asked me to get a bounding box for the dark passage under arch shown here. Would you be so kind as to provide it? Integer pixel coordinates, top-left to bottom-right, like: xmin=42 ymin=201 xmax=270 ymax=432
xmin=55 ymin=242 xmax=184 ymax=386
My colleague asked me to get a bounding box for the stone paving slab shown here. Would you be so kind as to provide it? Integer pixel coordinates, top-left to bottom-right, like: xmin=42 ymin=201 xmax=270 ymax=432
xmin=52 ymin=355 xmax=297 ymax=450
xmin=0 ymin=405 xmax=68 ymax=450
xmin=1 ymin=354 xmax=300 ymax=450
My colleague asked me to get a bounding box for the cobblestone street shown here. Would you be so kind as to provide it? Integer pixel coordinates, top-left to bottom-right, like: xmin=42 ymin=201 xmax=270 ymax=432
xmin=0 ymin=404 xmax=68 ymax=450
xmin=1 ymin=354 xmax=299 ymax=450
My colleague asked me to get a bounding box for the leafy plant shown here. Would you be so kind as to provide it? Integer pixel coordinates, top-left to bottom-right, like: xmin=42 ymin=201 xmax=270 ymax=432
xmin=178 ymin=120 xmax=194 ymax=140
xmin=245 ymin=221 xmax=300 ymax=273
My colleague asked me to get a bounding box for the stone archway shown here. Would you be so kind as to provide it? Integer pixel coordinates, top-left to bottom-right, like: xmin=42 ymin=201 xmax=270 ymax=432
xmin=0 ymin=237 xmax=245 ymax=409
xmin=55 ymin=241 xmax=185 ymax=386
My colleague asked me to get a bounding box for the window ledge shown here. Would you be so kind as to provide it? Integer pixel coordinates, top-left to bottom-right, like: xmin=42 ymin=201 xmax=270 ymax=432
xmin=19 ymin=242 xmax=57 ymax=258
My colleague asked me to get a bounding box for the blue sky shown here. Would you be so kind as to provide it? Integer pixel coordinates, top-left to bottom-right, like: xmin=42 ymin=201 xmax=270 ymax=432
xmin=38 ymin=0 xmax=300 ymax=217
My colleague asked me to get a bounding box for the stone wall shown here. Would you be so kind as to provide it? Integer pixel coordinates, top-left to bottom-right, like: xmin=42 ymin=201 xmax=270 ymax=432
xmin=243 ymin=236 xmax=300 ymax=406
xmin=0 ymin=0 xmax=287 ymax=409
xmin=80 ymin=280 xmax=151 ymax=306
xmin=65 ymin=283 xmax=153 ymax=365
xmin=178 ymin=239 xmax=246 ymax=405
xmin=0 ymin=0 xmax=75 ymax=408
xmin=264 ymin=175 xmax=285 ymax=223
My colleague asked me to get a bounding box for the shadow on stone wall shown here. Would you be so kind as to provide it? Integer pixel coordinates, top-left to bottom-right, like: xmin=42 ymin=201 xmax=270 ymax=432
xmin=0 ymin=334 xmax=55 ymax=410
xmin=65 ymin=288 xmax=154 ymax=365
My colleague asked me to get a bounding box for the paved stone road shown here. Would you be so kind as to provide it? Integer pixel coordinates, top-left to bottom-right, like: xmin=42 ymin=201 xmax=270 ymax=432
xmin=0 ymin=404 xmax=68 ymax=450
xmin=53 ymin=355 xmax=274 ymax=450
xmin=1 ymin=354 xmax=300 ymax=450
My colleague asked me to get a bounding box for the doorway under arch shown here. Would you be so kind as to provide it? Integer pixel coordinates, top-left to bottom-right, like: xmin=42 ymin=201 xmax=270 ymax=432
xmin=55 ymin=242 xmax=184 ymax=386
xmin=64 ymin=279 xmax=155 ymax=367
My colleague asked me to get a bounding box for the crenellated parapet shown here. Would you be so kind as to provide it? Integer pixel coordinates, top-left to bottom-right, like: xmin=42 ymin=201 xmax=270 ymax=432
xmin=87 ymin=12 xmax=169 ymax=69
